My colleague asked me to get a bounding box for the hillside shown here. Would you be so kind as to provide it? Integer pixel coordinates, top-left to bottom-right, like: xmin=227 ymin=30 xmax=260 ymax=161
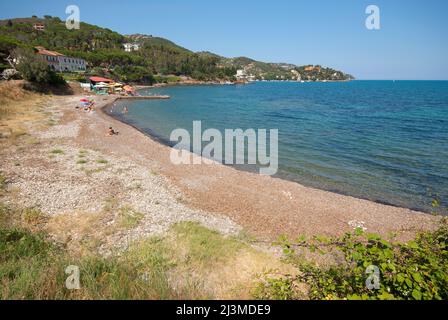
xmin=0 ymin=16 xmax=353 ymax=83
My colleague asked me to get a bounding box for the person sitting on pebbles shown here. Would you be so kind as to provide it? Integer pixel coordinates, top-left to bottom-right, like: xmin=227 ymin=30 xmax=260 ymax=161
xmin=106 ymin=127 xmax=119 ymax=136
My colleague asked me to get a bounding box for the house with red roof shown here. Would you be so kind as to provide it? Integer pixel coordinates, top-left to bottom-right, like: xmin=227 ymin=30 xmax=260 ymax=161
xmin=89 ymin=76 xmax=114 ymax=84
xmin=35 ymin=47 xmax=87 ymax=73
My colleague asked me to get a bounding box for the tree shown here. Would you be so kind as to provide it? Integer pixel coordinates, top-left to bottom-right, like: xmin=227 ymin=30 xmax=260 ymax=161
xmin=7 ymin=20 xmax=13 ymax=27
xmin=13 ymin=48 xmax=65 ymax=85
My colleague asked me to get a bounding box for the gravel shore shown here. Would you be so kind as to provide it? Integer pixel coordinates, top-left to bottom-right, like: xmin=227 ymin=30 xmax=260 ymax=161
xmin=0 ymin=94 xmax=440 ymax=251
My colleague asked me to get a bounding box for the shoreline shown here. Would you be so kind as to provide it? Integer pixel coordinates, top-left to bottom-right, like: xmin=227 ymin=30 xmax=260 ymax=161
xmin=94 ymin=95 xmax=439 ymax=241
xmin=133 ymin=78 xmax=355 ymax=90
xmin=109 ymin=86 xmax=439 ymax=215
xmin=105 ymin=104 xmax=430 ymax=215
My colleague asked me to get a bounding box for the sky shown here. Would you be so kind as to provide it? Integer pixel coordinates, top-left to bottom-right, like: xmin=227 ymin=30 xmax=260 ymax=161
xmin=1 ymin=0 xmax=447 ymax=80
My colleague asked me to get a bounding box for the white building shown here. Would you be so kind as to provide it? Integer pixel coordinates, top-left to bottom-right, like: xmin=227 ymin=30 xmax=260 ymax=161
xmin=123 ymin=43 xmax=140 ymax=52
xmin=291 ymin=69 xmax=301 ymax=81
xmin=236 ymin=69 xmax=246 ymax=80
xmin=35 ymin=47 xmax=87 ymax=72
xmin=33 ymin=23 xmax=45 ymax=31
xmin=236 ymin=69 xmax=256 ymax=82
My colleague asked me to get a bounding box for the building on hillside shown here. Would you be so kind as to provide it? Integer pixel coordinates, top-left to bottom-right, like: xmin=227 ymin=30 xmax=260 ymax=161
xmin=235 ymin=69 xmax=256 ymax=82
xmin=304 ymin=65 xmax=321 ymax=72
xmin=291 ymin=69 xmax=301 ymax=81
xmin=123 ymin=43 xmax=140 ymax=52
xmin=33 ymin=23 xmax=45 ymax=31
xmin=236 ymin=69 xmax=247 ymax=80
xmin=35 ymin=47 xmax=87 ymax=72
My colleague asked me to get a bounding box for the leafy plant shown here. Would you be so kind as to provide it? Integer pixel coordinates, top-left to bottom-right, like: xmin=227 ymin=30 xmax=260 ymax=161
xmin=13 ymin=48 xmax=65 ymax=85
xmin=257 ymin=220 xmax=448 ymax=300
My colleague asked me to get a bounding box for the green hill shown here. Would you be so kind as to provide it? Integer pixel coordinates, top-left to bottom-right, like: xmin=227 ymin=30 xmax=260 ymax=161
xmin=0 ymin=16 xmax=353 ymax=83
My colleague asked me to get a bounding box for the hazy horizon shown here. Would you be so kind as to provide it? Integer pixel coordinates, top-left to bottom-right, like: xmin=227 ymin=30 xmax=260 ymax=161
xmin=1 ymin=0 xmax=447 ymax=80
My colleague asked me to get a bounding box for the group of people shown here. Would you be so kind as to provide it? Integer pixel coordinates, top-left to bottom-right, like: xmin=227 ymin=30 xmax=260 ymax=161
xmin=77 ymin=98 xmax=95 ymax=112
xmin=76 ymin=98 xmax=125 ymax=137
xmin=109 ymin=103 xmax=129 ymax=114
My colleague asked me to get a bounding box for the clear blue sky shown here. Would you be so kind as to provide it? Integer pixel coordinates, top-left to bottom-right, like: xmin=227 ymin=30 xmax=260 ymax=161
xmin=1 ymin=0 xmax=447 ymax=79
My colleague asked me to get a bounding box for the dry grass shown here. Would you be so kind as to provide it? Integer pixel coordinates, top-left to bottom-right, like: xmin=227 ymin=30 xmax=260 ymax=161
xmin=44 ymin=210 xmax=294 ymax=299
xmin=117 ymin=206 xmax=144 ymax=229
xmin=147 ymin=222 xmax=295 ymax=299
xmin=46 ymin=211 xmax=111 ymax=256
xmin=1 ymin=184 xmax=295 ymax=300
xmin=0 ymin=80 xmax=50 ymax=142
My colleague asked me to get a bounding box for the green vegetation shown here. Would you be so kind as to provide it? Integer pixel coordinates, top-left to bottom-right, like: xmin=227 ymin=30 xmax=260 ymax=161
xmin=13 ymin=48 xmax=65 ymax=85
xmin=1 ymin=175 xmax=275 ymax=299
xmin=21 ymin=208 xmax=47 ymax=228
xmin=255 ymin=221 xmax=448 ymax=300
xmin=50 ymin=148 xmax=64 ymax=155
xmin=0 ymin=171 xmax=6 ymax=192
xmin=0 ymin=16 xmax=352 ymax=83
xmin=0 ymin=198 xmax=267 ymax=300
xmin=0 ymin=225 xmax=172 ymax=299
xmin=0 ymin=17 xmax=236 ymax=83
xmin=219 ymin=57 xmax=353 ymax=81
xmin=172 ymin=222 xmax=243 ymax=267
xmin=117 ymin=206 xmax=144 ymax=229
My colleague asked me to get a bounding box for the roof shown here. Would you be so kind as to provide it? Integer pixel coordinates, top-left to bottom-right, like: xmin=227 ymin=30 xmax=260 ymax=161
xmin=36 ymin=48 xmax=65 ymax=57
xmin=89 ymin=76 xmax=114 ymax=83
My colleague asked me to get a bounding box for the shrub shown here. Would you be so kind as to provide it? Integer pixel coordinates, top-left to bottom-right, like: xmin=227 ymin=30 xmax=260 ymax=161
xmin=14 ymin=48 xmax=65 ymax=85
xmin=253 ymin=276 xmax=297 ymax=300
xmin=257 ymin=220 xmax=448 ymax=300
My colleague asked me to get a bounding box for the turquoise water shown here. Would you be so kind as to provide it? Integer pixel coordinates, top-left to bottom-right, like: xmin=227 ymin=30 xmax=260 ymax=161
xmin=107 ymin=81 xmax=448 ymax=213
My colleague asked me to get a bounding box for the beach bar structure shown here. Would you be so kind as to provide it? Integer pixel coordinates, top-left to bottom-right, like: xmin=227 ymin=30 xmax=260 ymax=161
xmin=89 ymin=76 xmax=114 ymax=86
xmin=89 ymin=76 xmax=114 ymax=94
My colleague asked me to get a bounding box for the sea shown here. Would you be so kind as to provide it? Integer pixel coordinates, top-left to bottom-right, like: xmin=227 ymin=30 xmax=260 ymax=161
xmin=106 ymin=80 xmax=448 ymax=213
